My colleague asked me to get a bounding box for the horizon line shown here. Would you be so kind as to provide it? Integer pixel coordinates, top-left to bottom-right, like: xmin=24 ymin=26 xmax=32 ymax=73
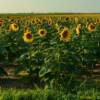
xmin=0 ymin=12 xmax=100 ymax=14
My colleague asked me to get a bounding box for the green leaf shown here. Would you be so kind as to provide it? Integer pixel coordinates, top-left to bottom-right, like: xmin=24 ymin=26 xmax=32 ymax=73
xmin=39 ymin=67 xmax=51 ymax=78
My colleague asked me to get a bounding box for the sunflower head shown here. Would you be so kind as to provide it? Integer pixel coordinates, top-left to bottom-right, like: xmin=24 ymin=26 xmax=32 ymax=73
xmin=55 ymin=23 xmax=59 ymax=28
xmin=60 ymin=27 xmax=71 ymax=42
xmin=9 ymin=23 xmax=19 ymax=32
xmin=96 ymin=18 xmax=100 ymax=24
xmin=65 ymin=17 xmax=69 ymax=21
xmin=48 ymin=20 xmax=52 ymax=26
xmin=24 ymin=26 xmax=31 ymax=33
xmin=0 ymin=19 xmax=4 ymax=26
xmin=74 ymin=17 xmax=79 ymax=24
xmin=76 ymin=24 xmax=81 ymax=37
xmin=23 ymin=32 xmax=33 ymax=43
xmin=38 ymin=29 xmax=47 ymax=37
xmin=87 ymin=23 xmax=96 ymax=32
xmin=55 ymin=23 xmax=62 ymax=33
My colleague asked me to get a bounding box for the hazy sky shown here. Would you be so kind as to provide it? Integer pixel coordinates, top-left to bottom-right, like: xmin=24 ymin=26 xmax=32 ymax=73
xmin=0 ymin=0 xmax=100 ymax=13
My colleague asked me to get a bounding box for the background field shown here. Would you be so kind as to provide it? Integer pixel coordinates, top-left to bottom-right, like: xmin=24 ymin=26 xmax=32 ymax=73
xmin=0 ymin=13 xmax=100 ymax=100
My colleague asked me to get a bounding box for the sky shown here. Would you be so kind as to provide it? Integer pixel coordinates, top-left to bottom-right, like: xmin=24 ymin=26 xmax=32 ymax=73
xmin=0 ymin=0 xmax=100 ymax=13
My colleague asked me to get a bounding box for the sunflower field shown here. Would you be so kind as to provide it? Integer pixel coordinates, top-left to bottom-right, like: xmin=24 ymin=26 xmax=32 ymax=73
xmin=0 ymin=14 xmax=100 ymax=88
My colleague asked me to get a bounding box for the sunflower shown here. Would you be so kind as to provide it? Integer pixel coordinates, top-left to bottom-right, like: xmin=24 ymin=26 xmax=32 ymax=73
xmin=38 ymin=29 xmax=47 ymax=37
xmin=48 ymin=19 xmax=52 ymax=26
xmin=55 ymin=23 xmax=62 ymax=33
xmin=87 ymin=23 xmax=96 ymax=32
xmin=24 ymin=26 xmax=31 ymax=33
xmin=55 ymin=23 xmax=59 ymax=28
xmin=47 ymin=18 xmax=52 ymax=26
xmin=23 ymin=32 xmax=33 ymax=43
xmin=9 ymin=23 xmax=19 ymax=32
xmin=60 ymin=27 xmax=71 ymax=42
xmin=65 ymin=17 xmax=69 ymax=21
xmin=74 ymin=17 xmax=79 ymax=24
xmin=76 ymin=24 xmax=81 ymax=37
xmin=96 ymin=18 xmax=100 ymax=24
xmin=0 ymin=19 xmax=4 ymax=26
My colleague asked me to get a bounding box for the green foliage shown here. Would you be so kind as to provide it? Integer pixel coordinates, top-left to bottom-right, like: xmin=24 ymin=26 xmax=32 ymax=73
xmin=0 ymin=87 xmax=100 ymax=100
xmin=0 ymin=15 xmax=100 ymax=88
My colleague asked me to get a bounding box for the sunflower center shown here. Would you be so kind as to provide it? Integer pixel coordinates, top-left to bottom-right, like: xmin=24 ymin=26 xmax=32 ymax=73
xmin=40 ymin=31 xmax=45 ymax=35
xmin=62 ymin=31 xmax=68 ymax=38
xmin=66 ymin=17 xmax=69 ymax=21
xmin=96 ymin=19 xmax=99 ymax=23
xmin=26 ymin=33 xmax=32 ymax=39
xmin=0 ymin=20 xmax=3 ymax=23
xmin=90 ymin=25 xmax=95 ymax=29
xmin=14 ymin=24 xmax=17 ymax=28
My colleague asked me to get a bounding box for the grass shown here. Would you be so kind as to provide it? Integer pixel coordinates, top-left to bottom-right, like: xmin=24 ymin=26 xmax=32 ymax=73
xmin=0 ymin=87 xmax=100 ymax=100
xmin=0 ymin=75 xmax=100 ymax=100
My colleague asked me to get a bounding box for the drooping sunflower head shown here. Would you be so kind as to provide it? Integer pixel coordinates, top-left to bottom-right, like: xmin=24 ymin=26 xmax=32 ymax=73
xmin=0 ymin=19 xmax=4 ymax=26
xmin=38 ymin=29 xmax=47 ymax=38
xmin=47 ymin=18 xmax=53 ymax=26
xmin=48 ymin=19 xmax=52 ymax=26
xmin=34 ymin=18 xmax=41 ymax=24
xmin=76 ymin=24 xmax=81 ymax=37
xmin=74 ymin=17 xmax=79 ymax=24
xmin=55 ymin=23 xmax=59 ymax=28
xmin=9 ymin=23 xmax=19 ymax=32
xmin=24 ymin=26 xmax=31 ymax=33
xmin=60 ymin=27 xmax=72 ymax=42
xmin=23 ymin=32 xmax=34 ymax=43
xmin=87 ymin=23 xmax=96 ymax=32
xmin=96 ymin=18 xmax=100 ymax=24
xmin=65 ymin=17 xmax=70 ymax=21
xmin=55 ymin=23 xmax=62 ymax=33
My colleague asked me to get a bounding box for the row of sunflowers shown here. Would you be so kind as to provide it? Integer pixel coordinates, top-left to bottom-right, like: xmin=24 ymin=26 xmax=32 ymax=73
xmin=0 ymin=15 xmax=100 ymax=87
xmin=0 ymin=15 xmax=100 ymax=44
